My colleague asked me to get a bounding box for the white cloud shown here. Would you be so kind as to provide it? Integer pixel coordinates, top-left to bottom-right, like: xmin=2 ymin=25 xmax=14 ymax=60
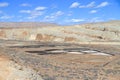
xmin=55 ymin=11 xmax=64 ymax=16
xmin=20 ymin=3 xmax=31 ymax=7
xmin=0 ymin=2 xmax=9 ymax=7
xmin=0 ymin=15 xmax=14 ymax=19
xmin=96 ymin=2 xmax=109 ymax=8
xmin=31 ymin=11 xmax=43 ymax=16
xmin=35 ymin=6 xmax=47 ymax=11
xmin=44 ymin=11 xmax=64 ymax=21
xmin=90 ymin=10 xmax=97 ymax=14
xmin=71 ymin=19 xmax=85 ymax=22
xmin=109 ymin=18 xmax=116 ymax=20
xmin=68 ymin=13 xmax=72 ymax=16
xmin=51 ymin=4 xmax=58 ymax=9
xmin=67 ymin=11 xmax=73 ymax=16
xmin=79 ymin=1 xmax=109 ymax=8
xmin=65 ymin=17 xmax=103 ymax=23
xmin=88 ymin=17 xmax=103 ymax=22
xmin=79 ymin=1 xmax=95 ymax=8
xmin=86 ymin=1 xmax=95 ymax=8
xmin=79 ymin=5 xmax=85 ymax=8
xmin=66 ymin=18 xmax=85 ymax=23
xmin=19 ymin=10 xmax=31 ymax=13
xmin=0 ymin=11 xmax=3 ymax=14
xmin=19 ymin=6 xmax=47 ymax=19
xmin=19 ymin=10 xmax=44 ymax=19
xmin=70 ymin=2 xmax=80 ymax=8
xmin=27 ymin=16 xmax=37 ymax=19
xmin=26 ymin=10 xmax=44 ymax=19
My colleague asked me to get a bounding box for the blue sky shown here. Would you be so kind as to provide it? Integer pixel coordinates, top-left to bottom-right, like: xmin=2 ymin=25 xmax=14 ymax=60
xmin=0 ymin=0 xmax=120 ymax=25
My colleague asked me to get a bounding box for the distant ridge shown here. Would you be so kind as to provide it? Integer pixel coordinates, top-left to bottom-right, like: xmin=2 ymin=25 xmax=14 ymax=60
xmin=0 ymin=22 xmax=59 ymax=28
xmin=0 ymin=20 xmax=120 ymax=42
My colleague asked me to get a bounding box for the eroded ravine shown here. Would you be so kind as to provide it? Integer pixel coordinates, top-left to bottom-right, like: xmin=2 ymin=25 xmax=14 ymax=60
xmin=0 ymin=55 xmax=43 ymax=80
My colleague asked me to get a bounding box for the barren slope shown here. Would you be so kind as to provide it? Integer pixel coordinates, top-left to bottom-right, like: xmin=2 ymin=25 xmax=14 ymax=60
xmin=0 ymin=55 xmax=43 ymax=80
xmin=0 ymin=21 xmax=120 ymax=42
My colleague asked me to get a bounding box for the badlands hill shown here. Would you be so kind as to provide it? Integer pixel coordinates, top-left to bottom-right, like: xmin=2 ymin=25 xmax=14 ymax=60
xmin=0 ymin=22 xmax=58 ymax=28
xmin=0 ymin=20 xmax=120 ymax=42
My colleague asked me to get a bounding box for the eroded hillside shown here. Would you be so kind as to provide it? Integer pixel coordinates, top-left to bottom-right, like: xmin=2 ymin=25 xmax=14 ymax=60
xmin=0 ymin=21 xmax=120 ymax=42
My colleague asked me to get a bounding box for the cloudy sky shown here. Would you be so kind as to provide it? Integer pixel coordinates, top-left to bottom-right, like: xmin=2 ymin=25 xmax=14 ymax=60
xmin=0 ymin=0 xmax=120 ymax=25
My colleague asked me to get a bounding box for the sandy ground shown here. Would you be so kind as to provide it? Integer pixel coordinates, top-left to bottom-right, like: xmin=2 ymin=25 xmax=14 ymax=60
xmin=0 ymin=56 xmax=10 ymax=80
xmin=0 ymin=55 xmax=43 ymax=80
xmin=0 ymin=40 xmax=120 ymax=80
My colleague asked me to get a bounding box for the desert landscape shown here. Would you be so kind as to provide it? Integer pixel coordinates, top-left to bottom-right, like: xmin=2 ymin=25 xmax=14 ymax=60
xmin=0 ymin=21 xmax=120 ymax=80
